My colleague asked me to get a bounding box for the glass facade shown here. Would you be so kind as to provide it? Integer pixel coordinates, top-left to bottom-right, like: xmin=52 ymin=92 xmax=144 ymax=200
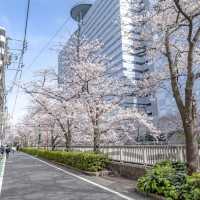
xmin=58 ymin=0 xmax=157 ymax=117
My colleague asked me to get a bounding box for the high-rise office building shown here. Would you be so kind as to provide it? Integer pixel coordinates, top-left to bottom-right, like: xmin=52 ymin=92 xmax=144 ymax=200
xmin=58 ymin=0 xmax=157 ymax=116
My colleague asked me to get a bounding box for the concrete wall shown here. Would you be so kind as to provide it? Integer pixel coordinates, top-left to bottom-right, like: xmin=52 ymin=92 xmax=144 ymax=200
xmin=107 ymin=161 xmax=147 ymax=180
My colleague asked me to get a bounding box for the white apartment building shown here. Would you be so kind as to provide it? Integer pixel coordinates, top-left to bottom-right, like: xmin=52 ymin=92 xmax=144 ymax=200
xmin=58 ymin=0 xmax=157 ymax=117
xmin=0 ymin=26 xmax=7 ymax=145
xmin=0 ymin=27 xmax=6 ymax=66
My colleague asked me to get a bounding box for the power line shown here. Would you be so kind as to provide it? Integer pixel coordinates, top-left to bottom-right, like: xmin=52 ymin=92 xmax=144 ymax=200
xmin=11 ymin=12 xmax=72 ymax=118
xmin=11 ymin=70 xmax=22 ymax=117
xmin=9 ymin=15 xmax=72 ymax=94
xmin=7 ymin=0 xmax=31 ymax=94
xmin=22 ymin=0 xmax=31 ymax=56
xmin=11 ymin=0 xmax=31 ymax=117
xmin=25 ymin=17 xmax=71 ymax=71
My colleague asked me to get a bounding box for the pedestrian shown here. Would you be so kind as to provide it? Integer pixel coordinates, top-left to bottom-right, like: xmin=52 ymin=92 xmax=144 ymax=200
xmin=16 ymin=144 xmax=20 ymax=152
xmin=0 ymin=146 xmax=4 ymax=157
xmin=5 ymin=145 xmax=10 ymax=159
xmin=11 ymin=146 xmax=16 ymax=154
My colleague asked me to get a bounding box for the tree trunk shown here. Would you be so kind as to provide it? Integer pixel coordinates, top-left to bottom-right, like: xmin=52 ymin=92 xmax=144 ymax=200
xmin=93 ymin=127 xmax=100 ymax=153
xmin=183 ymin=119 xmax=199 ymax=175
xmin=64 ymin=132 xmax=71 ymax=151
xmin=164 ymin=34 xmax=199 ymax=174
xmin=64 ymin=120 xmax=72 ymax=151
xmin=51 ymin=144 xmax=56 ymax=151
xmin=51 ymin=136 xmax=56 ymax=151
xmin=50 ymin=128 xmax=56 ymax=151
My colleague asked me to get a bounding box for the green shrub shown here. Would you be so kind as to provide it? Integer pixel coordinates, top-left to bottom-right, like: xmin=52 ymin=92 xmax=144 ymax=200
xmin=21 ymin=148 xmax=109 ymax=172
xmin=137 ymin=161 xmax=188 ymax=199
xmin=181 ymin=173 xmax=200 ymax=200
xmin=137 ymin=160 xmax=200 ymax=200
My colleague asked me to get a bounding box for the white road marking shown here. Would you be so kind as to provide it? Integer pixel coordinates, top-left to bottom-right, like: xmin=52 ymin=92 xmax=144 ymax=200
xmin=27 ymin=154 xmax=136 ymax=200
xmin=0 ymin=155 xmax=6 ymax=195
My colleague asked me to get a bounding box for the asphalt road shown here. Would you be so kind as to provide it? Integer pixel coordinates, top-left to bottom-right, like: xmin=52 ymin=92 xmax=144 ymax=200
xmin=0 ymin=153 xmax=148 ymax=200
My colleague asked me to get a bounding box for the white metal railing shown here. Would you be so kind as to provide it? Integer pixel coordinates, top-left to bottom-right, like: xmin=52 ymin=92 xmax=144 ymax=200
xmin=58 ymin=145 xmax=200 ymax=167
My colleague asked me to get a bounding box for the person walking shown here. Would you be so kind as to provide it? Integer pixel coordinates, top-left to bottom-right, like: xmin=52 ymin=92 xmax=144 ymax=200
xmin=0 ymin=146 xmax=4 ymax=157
xmin=11 ymin=146 xmax=16 ymax=154
xmin=5 ymin=145 xmax=10 ymax=159
xmin=16 ymin=144 xmax=20 ymax=151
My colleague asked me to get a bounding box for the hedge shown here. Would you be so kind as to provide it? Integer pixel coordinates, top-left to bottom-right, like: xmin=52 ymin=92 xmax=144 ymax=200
xmin=137 ymin=160 xmax=200 ymax=200
xmin=21 ymin=148 xmax=109 ymax=172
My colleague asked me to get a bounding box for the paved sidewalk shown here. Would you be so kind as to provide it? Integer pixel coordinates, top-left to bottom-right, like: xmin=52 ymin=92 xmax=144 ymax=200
xmin=0 ymin=156 xmax=4 ymax=175
xmin=1 ymin=153 xmax=149 ymax=200
xmin=0 ymin=155 xmax=6 ymax=193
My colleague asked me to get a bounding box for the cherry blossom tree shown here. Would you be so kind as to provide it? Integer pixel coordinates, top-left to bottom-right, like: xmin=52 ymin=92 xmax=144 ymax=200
xmin=30 ymin=109 xmax=62 ymax=150
xmin=14 ymin=117 xmax=37 ymax=148
xmin=22 ymin=70 xmax=91 ymax=150
xmin=59 ymin=36 xmax=159 ymax=152
xmin=126 ymin=0 xmax=200 ymax=173
xmin=20 ymin=36 xmax=159 ymax=153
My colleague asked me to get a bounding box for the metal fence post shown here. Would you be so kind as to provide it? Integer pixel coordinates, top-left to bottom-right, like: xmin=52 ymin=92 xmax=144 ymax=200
xmin=178 ymin=146 xmax=184 ymax=162
xmin=143 ymin=147 xmax=147 ymax=167
xmin=119 ymin=147 xmax=122 ymax=162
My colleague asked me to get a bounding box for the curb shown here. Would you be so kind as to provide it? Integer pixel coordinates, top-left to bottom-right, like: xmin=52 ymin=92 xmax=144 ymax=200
xmin=52 ymin=161 xmax=111 ymax=177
